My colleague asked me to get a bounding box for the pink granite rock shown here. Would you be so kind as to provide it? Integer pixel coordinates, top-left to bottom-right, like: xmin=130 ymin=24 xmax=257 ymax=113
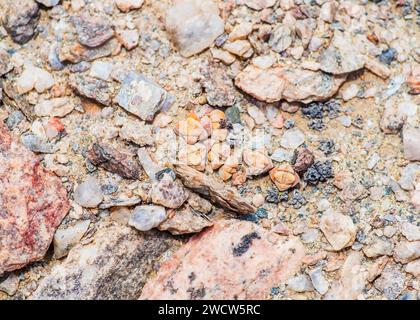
xmin=0 ymin=123 xmax=70 ymax=275
xmin=140 ymin=219 xmax=305 ymax=299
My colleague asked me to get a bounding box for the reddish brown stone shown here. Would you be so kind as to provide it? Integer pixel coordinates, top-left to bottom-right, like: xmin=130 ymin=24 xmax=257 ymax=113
xmin=140 ymin=219 xmax=305 ymax=299
xmin=0 ymin=123 xmax=70 ymax=275
xmin=87 ymin=142 xmax=141 ymax=179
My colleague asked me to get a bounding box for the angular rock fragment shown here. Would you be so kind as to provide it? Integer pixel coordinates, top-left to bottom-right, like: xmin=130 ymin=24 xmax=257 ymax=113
xmin=0 ymin=123 xmax=70 ymax=275
xmin=151 ymin=172 xmax=189 ymax=209
xmin=402 ymin=126 xmax=420 ymax=161
xmin=320 ymin=210 xmax=356 ymax=251
xmin=320 ymin=31 xmax=365 ymax=75
xmin=71 ymin=14 xmax=114 ymax=48
xmin=393 ymin=241 xmax=420 ymax=263
xmin=165 ymin=0 xmax=224 ymax=57
xmin=364 ymin=56 xmax=391 ymax=79
xmin=174 ymin=164 xmax=255 ymax=214
xmin=140 ymin=220 xmax=305 ymax=299
xmin=34 ymin=98 xmax=74 ymax=118
xmin=243 ymin=149 xmax=273 ymax=176
xmin=69 ymin=74 xmax=114 ymax=106
xmin=362 ymin=236 xmax=393 ymax=258
xmin=116 ymin=72 xmax=172 ymax=122
xmin=373 ymin=264 xmax=406 ymax=300
xmin=31 ymin=223 xmax=174 ymax=299
xmin=129 ymin=205 xmax=167 ymax=231
xmin=200 ymin=62 xmax=235 ymax=107
xmin=137 ymin=147 xmax=164 ymax=181
xmin=157 ymin=206 xmax=213 ymax=235
xmin=401 ymin=222 xmax=420 ymax=241
xmin=0 ymin=48 xmax=13 ymax=76
xmin=59 ymin=38 xmax=121 ymax=64
xmin=53 ymin=220 xmax=90 ymax=259
xmin=87 ymin=143 xmax=141 ymax=179
xmin=119 ymin=120 xmax=154 ymax=146
xmin=235 ymin=65 xmax=284 ymax=103
xmin=280 ymin=68 xmax=347 ymax=103
xmin=3 ymin=0 xmax=40 ymax=44
xmin=269 ymin=25 xmax=293 ymax=53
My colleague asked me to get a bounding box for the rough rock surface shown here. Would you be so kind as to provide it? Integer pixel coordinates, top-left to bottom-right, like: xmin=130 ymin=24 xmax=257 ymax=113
xmin=140 ymin=220 xmax=305 ymax=299
xmin=320 ymin=210 xmax=356 ymax=251
xmin=87 ymin=143 xmax=141 ymax=179
xmin=0 ymin=123 xmax=70 ymax=275
xmin=31 ymin=223 xmax=175 ymax=299
xmin=116 ymin=72 xmax=172 ymax=122
xmin=165 ymin=0 xmax=224 ymax=57
xmin=174 ymin=164 xmax=255 ymax=214
xmin=3 ymin=0 xmax=40 ymax=44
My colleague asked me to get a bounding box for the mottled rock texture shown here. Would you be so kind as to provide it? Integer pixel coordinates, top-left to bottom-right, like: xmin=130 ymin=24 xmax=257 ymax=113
xmin=31 ymin=222 xmax=175 ymax=299
xmin=0 ymin=123 xmax=70 ymax=275
xmin=140 ymin=219 xmax=305 ymax=299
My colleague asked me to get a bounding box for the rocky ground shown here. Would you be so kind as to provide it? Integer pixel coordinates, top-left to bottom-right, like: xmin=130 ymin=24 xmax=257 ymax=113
xmin=0 ymin=0 xmax=419 ymax=300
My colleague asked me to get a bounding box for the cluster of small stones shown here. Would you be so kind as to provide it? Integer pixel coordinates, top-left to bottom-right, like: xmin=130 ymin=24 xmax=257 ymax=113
xmin=0 ymin=0 xmax=419 ymax=300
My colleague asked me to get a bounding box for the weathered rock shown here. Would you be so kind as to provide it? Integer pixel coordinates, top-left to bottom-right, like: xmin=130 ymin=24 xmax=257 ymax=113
xmin=71 ymin=14 xmax=114 ymax=48
xmin=244 ymin=0 xmax=276 ymax=10
xmin=3 ymin=0 xmax=40 ymax=44
xmin=69 ymin=74 xmax=114 ymax=106
xmin=87 ymin=143 xmax=141 ymax=179
xmin=362 ymin=236 xmax=393 ymax=258
xmin=235 ymin=65 xmax=284 ymax=103
xmin=223 ymin=40 xmax=253 ymax=58
xmin=90 ymin=61 xmax=113 ymax=81
xmin=137 ymin=147 xmax=164 ymax=181
xmin=151 ymin=173 xmax=189 ymax=209
xmin=74 ymin=177 xmax=103 ymax=208
xmin=269 ymin=25 xmax=292 ymax=53
xmin=401 ymin=222 xmax=420 ymax=241
xmin=325 ymin=251 xmax=368 ymax=300
xmin=0 ymin=49 xmax=13 ymax=76
xmin=129 ymin=205 xmax=167 ymax=231
xmin=53 ymin=220 xmax=90 ymax=259
xmin=34 ymin=98 xmax=74 ymax=118
xmin=59 ymin=38 xmax=121 ymax=64
xmin=243 ymin=149 xmax=273 ymax=176
xmin=364 ymin=56 xmax=391 ymax=79
xmin=31 ymin=223 xmax=174 ymax=299
xmin=374 ymin=264 xmax=406 ymax=300
xmin=405 ymin=259 xmax=420 ymax=277
xmin=21 ymin=133 xmax=53 ymax=154
xmin=280 ymin=68 xmax=347 ymax=103
xmin=402 ymin=126 xmax=420 ymax=161
xmin=281 ymin=128 xmax=305 ymax=149
xmin=200 ymin=62 xmax=235 ymax=107
xmin=399 ymin=163 xmax=420 ymax=191
xmin=320 ymin=210 xmax=356 ymax=251
xmin=228 ymin=22 xmax=253 ymax=42
xmin=174 ymin=164 xmax=255 ymax=214
xmin=16 ymin=65 xmax=55 ymax=94
xmin=320 ymin=31 xmax=364 ymax=75
xmin=140 ymin=220 xmax=305 ymax=299
xmin=157 ymin=206 xmax=213 ymax=235
xmin=393 ymin=241 xmax=420 ymax=263
xmin=165 ymin=0 xmax=224 ymax=57
xmin=308 ymin=267 xmax=329 ymax=295
xmin=119 ymin=120 xmax=154 ymax=146
xmin=407 ymin=64 xmax=420 ymax=94
xmin=287 ymin=274 xmax=313 ymax=293
xmin=117 ymin=29 xmax=139 ymax=50
xmin=115 ymin=0 xmax=144 ymax=12
xmin=116 ymin=72 xmax=172 ymax=122
xmin=0 ymin=123 xmax=70 ymax=275
xmin=0 ymin=273 xmax=19 ymax=296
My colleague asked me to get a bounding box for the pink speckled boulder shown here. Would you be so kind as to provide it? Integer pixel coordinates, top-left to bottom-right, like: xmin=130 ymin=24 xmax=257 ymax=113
xmin=0 ymin=123 xmax=70 ymax=275
xmin=140 ymin=219 xmax=305 ymax=299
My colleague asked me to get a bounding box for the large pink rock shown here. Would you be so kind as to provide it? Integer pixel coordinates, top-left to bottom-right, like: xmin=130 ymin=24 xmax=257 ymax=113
xmin=0 ymin=123 xmax=70 ymax=275
xmin=140 ymin=219 xmax=305 ymax=300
